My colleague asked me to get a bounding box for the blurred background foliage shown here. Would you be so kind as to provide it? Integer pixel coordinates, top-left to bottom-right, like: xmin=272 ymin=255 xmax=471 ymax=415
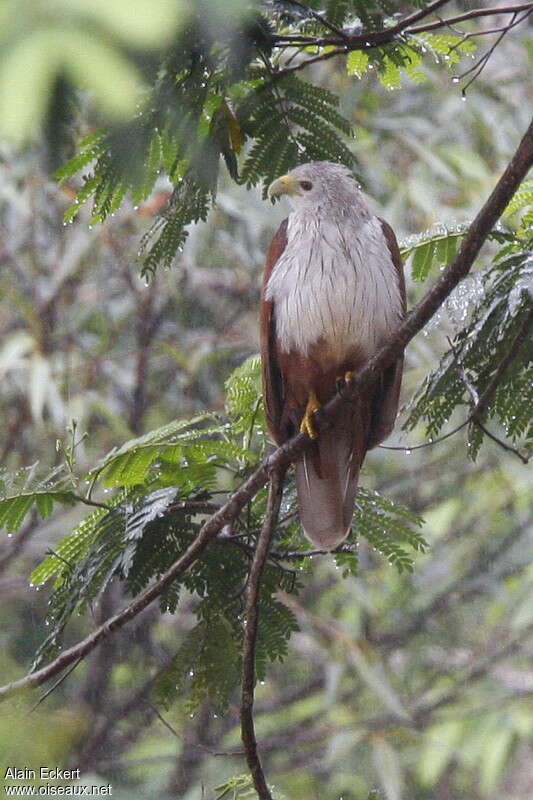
xmin=0 ymin=2 xmax=532 ymax=799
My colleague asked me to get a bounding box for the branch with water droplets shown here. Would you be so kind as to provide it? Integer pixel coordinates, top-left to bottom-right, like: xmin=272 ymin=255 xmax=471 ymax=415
xmin=271 ymin=2 xmax=533 ymax=82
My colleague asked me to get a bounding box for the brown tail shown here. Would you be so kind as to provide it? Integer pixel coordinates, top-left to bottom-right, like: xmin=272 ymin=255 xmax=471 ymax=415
xmin=295 ymin=403 xmax=367 ymax=550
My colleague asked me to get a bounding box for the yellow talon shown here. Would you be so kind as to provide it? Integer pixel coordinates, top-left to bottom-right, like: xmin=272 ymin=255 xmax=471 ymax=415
xmin=344 ymin=371 xmax=355 ymax=383
xmin=300 ymin=391 xmax=321 ymax=439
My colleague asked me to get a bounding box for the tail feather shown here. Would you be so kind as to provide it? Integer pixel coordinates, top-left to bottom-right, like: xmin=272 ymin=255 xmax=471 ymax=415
xmin=295 ymin=405 xmax=367 ymax=550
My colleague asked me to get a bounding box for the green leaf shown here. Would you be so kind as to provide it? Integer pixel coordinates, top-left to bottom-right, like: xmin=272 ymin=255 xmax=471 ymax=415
xmin=0 ymin=490 xmax=76 ymax=533
xmin=29 ymin=491 xmax=128 ymax=586
xmin=54 ymin=132 xmax=104 ymax=181
xmin=411 ymin=241 xmax=434 ymax=281
xmin=504 ymin=178 xmax=533 ymax=216
xmin=379 ymin=57 xmax=401 ymax=90
xmin=417 ymin=721 xmax=464 ymax=786
xmin=347 ymin=50 xmax=369 ymax=78
xmin=225 ymin=354 xmax=265 ymax=438
xmin=89 ymin=413 xmax=218 ymax=484
xmin=154 ymin=615 xmax=241 ymax=713
xmin=401 ymin=223 xmax=471 ymax=281
xmin=101 ymin=448 xmax=161 ymax=488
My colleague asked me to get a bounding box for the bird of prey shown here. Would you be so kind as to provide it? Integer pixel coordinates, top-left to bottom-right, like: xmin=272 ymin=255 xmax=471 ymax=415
xmin=261 ymin=161 xmax=406 ymax=549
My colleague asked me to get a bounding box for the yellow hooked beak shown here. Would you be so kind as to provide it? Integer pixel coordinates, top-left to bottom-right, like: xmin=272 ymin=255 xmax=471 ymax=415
xmin=267 ymin=173 xmax=301 ymax=199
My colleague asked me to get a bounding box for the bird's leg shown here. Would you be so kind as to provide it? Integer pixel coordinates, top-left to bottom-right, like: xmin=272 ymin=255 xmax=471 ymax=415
xmin=300 ymin=390 xmax=321 ymax=439
xmin=336 ymin=371 xmax=356 ymax=393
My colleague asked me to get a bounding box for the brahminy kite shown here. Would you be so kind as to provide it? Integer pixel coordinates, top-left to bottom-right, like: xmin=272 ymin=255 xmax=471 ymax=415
xmin=261 ymin=161 xmax=405 ymax=549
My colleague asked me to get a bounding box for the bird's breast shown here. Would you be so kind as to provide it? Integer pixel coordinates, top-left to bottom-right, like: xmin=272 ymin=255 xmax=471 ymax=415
xmin=266 ymin=214 xmax=403 ymax=365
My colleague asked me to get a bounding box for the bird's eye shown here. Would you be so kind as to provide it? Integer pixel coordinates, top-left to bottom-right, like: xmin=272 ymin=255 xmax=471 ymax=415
xmin=300 ymin=180 xmax=313 ymax=191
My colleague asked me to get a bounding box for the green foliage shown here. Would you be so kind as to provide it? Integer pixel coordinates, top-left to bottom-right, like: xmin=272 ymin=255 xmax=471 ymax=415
xmin=345 ymin=27 xmax=476 ymax=89
xmin=238 ymin=74 xmax=355 ymax=194
xmin=504 ymin=177 xmax=533 ymax=237
xmin=410 ymin=31 xmax=477 ymax=68
xmin=354 ymin=490 xmax=427 ymax=573
xmin=54 ymin=4 xmax=357 ymax=275
xmin=213 ymin=772 xmax=379 ymax=800
xmin=347 ymin=50 xmax=370 ymax=78
xmin=401 ymin=178 xmax=533 ymax=281
xmin=405 ymin=246 xmax=533 ymax=458
xmin=87 ymin=412 xmax=250 ymax=488
xmin=47 ymin=2 xmax=484 ymax=277
xmin=154 ymin=615 xmax=240 ymax=714
xmin=505 ymin=178 xmax=533 ymax=216
xmin=0 ymin=489 xmax=76 ymax=533
xmin=29 ymin=490 xmax=128 ymax=587
xmin=225 ymin=354 xmax=265 ymax=436
xmin=401 ymin=224 xmax=469 ymax=281
xmin=0 ymin=465 xmax=77 ymax=532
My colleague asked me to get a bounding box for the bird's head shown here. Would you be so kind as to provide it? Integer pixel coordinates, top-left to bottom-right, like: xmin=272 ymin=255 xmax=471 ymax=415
xmin=267 ymin=161 xmax=362 ymax=214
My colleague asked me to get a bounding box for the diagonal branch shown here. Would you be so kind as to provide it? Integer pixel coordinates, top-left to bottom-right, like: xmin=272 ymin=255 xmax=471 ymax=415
xmin=240 ymin=468 xmax=285 ymax=800
xmin=0 ymin=114 xmax=531 ymax=704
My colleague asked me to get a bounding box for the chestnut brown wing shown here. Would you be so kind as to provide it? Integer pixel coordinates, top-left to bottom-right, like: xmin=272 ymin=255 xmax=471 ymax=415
xmin=367 ymin=219 xmax=407 ymax=449
xmin=260 ymin=219 xmax=288 ymax=445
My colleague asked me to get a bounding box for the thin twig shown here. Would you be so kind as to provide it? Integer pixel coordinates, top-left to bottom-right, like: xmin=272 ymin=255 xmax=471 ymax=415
xmin=476 ymin=422 xmax=528 ymax=461
xmin=28 ymin=657 xmax=84 ymax=713
xmin=240 ymin=469 xmax=285 ymax=800
xmin=446 ymin=9 xmax=532 ymax=53
xmin=271 ymin=546 xmax=356 ymax=560
xmin=459 ymin=11 xmax=521 ymax=95
xmin=379 ymin=421 xmax=468 ymax=453
xmin=407 ymin=2 xmax=533 ymax=35
xmin=71 ymin=493 xmax=114 ymax=511
xmin=0 ymin=115 xmax=531 ymax=703
xmin=148 ymin=701 xmax=183 ymax=740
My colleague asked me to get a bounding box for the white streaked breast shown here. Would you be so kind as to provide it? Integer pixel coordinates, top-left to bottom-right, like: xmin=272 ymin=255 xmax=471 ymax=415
xmin=266 ymin=213 xmax=403 ymax=363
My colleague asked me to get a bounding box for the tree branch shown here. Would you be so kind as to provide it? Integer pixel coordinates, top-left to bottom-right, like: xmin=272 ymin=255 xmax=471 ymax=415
xmin=271 ymin=2 xmax=533 ymax=78
xmin=0 ymin=114 xmax=531 ymax=704
xmin=241 ymin=469 xmax=285 ymax=800
xmin=273 ymin=0 xmax=454 ymax=46
xmin=273 ymin=3 xmax=533 ymax=46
